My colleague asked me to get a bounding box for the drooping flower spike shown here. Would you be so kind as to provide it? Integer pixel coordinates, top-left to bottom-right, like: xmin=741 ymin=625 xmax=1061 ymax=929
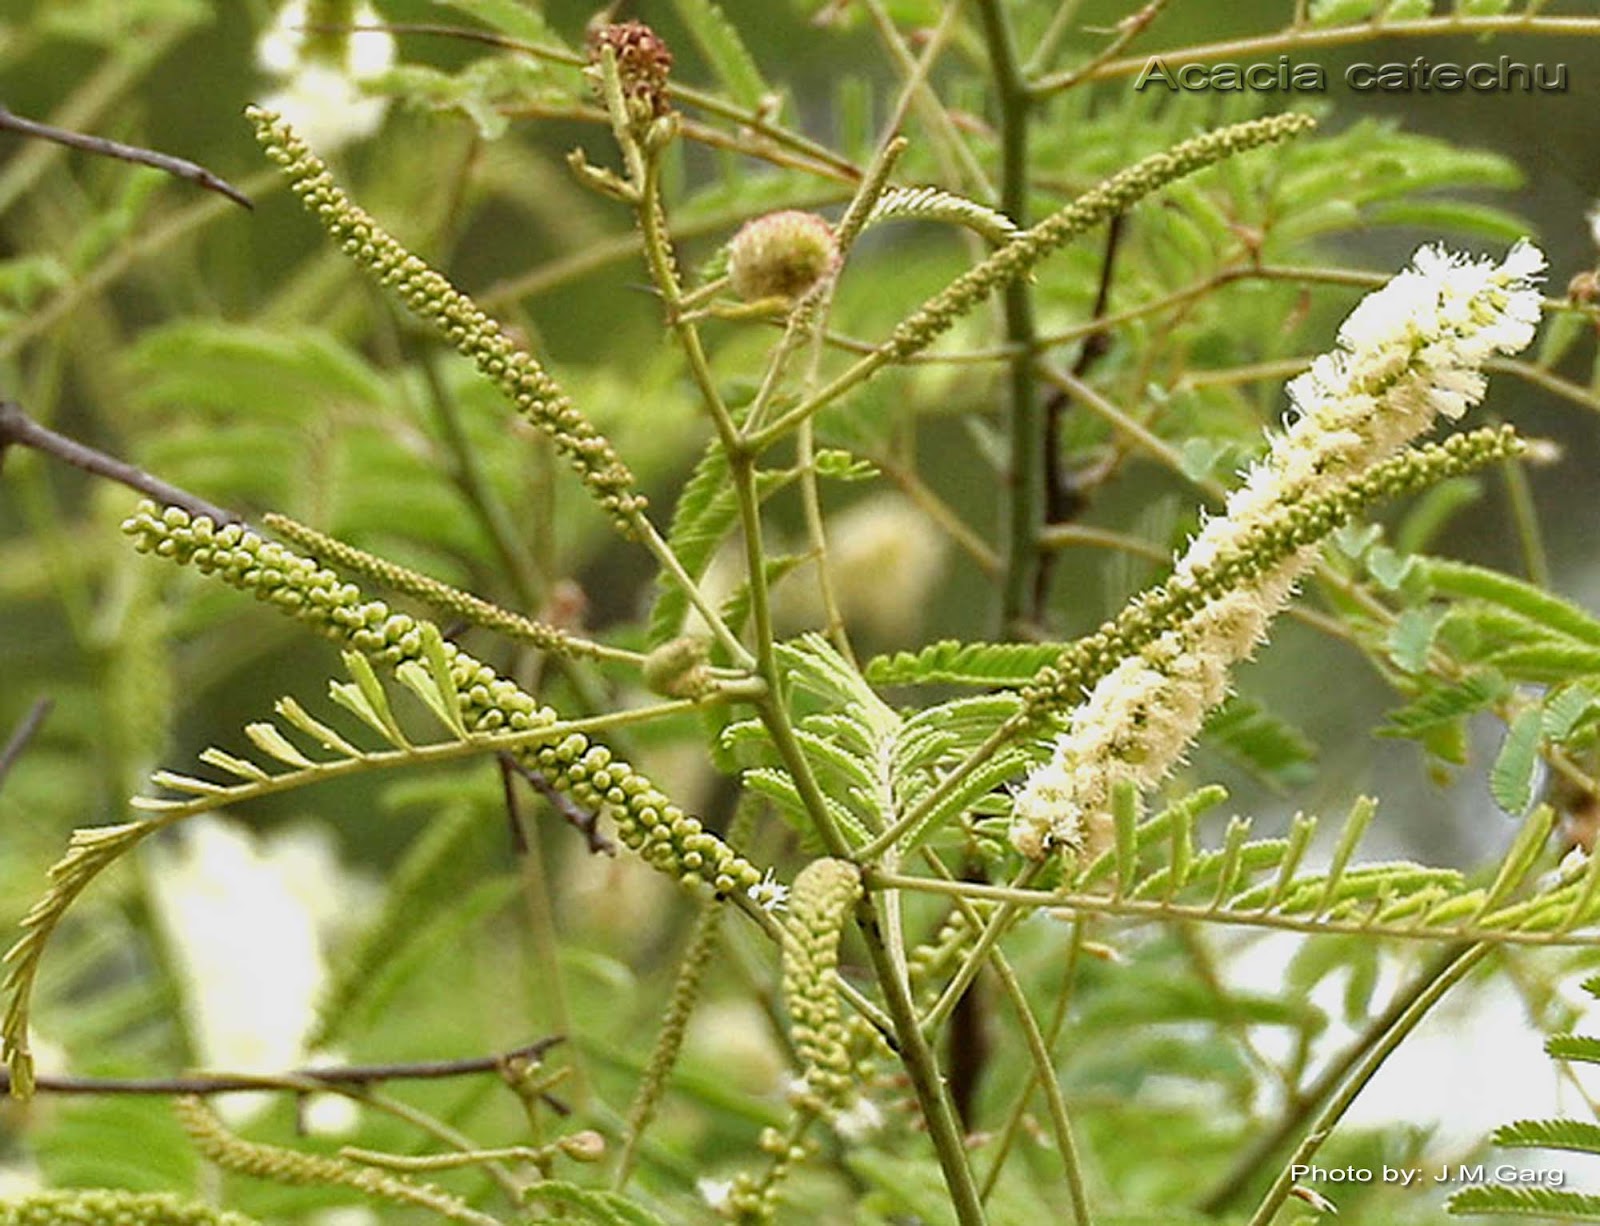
xmin=1011 ymin=242 xmax=1546 ymax=859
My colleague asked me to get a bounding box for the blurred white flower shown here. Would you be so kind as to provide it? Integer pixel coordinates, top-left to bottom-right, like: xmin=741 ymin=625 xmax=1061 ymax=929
xmin=0 ymin=1156 xmax=41 ymax=1200
xmin=1011 ymin=242 xmax=1545 ymax=858
xmin=831 ymin=1095 xmax=883 ymax=1142
xmin=696 ymin=1177 xmax=735 ymax=1212
xmin=685 ymin=1000 xmax=786 ymax=1093
xmin=146 ymin=816 xmax=373 ymax=1121
xmin=776 ymin=493 xmax=948 ymax=640
xmin=310 ymin=1208 xmax=380 ymax=1226
xmin=303 ymin=1087 xmax=362 ymax=1135
xmin=1589 ymin=202 xmax=1600 ymax=251
xmin=257 ymin=0 xmax=395 ymax=152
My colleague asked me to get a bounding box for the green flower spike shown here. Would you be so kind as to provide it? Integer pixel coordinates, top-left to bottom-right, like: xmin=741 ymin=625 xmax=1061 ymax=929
xmin=174 ymin=1097 xmax=497 ymax=1226
xmin=0 ymin=1190 xmax=262 ymax=1226
xmin=884 ymin=112 xmax=1317 ymax=362
xmin=247 ymin=107 xmax=645 ymax=532
xmin=121 ymin=504 xmax=762 ymax=898
xmin=781 ymin=858 xmax=864 ymax=1109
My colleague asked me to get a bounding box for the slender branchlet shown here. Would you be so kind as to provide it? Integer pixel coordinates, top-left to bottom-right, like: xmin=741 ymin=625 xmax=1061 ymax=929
xmin=906 ymin=903 xmax=990 ymax=1005
xmin=781 ymin=858 xmax=865 ymax=1109
xmin=617 ymin=899 xmax=724 ymax=1185
xmin=263 ymin=512 xmax=628 ymax=664
xmin=1011 ymin=243 xmax=1546 ymax=858
xmin=173 ymin=1096 xmax=502 ymax=1226
xmin=883 ymin=112 xmax=1316 ymax=362
xmin=834 ymin=136 xmax=909 ymax=255
xmin=120 ymin=504 xmax=762 ymax=898
xmin=4 ymin=822 xmax=145 ymax=1096
xmin=0 ymin=1190 xmax=263 ymax=1226
xmin=246 ymin=107 xmax=644 ymax=531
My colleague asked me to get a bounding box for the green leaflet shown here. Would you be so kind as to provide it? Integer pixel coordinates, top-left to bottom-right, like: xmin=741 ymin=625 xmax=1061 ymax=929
xmin=726 ymin=635 xmax=1034 ymax=851
xmin=1437 ymin=922 xmax=1600 ymax=1215
xmin=521 ymin=1181 xmax=670 ymax=1226
xmin=1045 ymin=796 xmax=1595 ymax=947
xmin=669 ymin=0 xmax=768 ymax=110
xmin=864 ymin=185 xmax=1020 ymax=244
xmin=866 ymin=639 xmax=1062 ymax=687
xmin=1490 ymin=709 xmax=1544 ymax=815
xmin=1492 ymin=1117 xmax=1600 ymax=1155
xmin=1201 ymin=697 xmax=1317 ymax=790
xmin=1449 ymin=1185 xmax=1600 ymax=1219
xmin=1420 ymin=558 xmax=1600 ymax=650
xmin=431 ymin=0 xmax=560 ymax=46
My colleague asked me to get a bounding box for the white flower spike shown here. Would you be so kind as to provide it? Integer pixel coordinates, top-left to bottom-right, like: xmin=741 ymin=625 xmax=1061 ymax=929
xmin=1011 ymin=242 xmax=1546 ymax=859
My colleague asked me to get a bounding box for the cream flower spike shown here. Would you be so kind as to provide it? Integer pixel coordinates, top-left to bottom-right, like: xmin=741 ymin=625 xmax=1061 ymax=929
xmin=257 ymin=0 xmax=396 ymax=153
xmin=1010 ymin=241 xmax=1546 ymax=860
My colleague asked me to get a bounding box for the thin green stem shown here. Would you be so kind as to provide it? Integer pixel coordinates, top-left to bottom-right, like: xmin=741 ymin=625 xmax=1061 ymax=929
xmin=856 ymin=724 xmax=1013 ymax=861
xmin=980 ymin=921 xmax=1085 ymax=1200
xmin=875 ymin=453 xmax=1000 ymax=577
xmin=986 ymin=945 xmax=1092 ymax=1226
xmin=730 ymin=454 xmax=855 ymax=860
xmin=628 ymin=511 xmax=754 ymax=669
xmin=1499 ymin=429 xmax=1551 ymax=589
xmin=1039 ymin=366 xmax=1225 ymax=502
xmin=1025 ymin=0 xmax=1089 ymax=78
xmin=412 ymin=341 xmax=544 ymax=605
xmin=974 ymin=0 xmax=1043 ymax=637
xmin=918 ymin=861 xmax=1044 ymax=1035
xmin=856 ymin=898 xmax=990 ymax=1226
xmin=858 ymin=0 xmax=991 ymax=198
xmin=502 ymin=761 xmax=587 ymax=1106
xmin=1241 ymin=944 xmax=1489 ymax=1226
xmin=1029 ymin=0 xmax=1175 ymax=96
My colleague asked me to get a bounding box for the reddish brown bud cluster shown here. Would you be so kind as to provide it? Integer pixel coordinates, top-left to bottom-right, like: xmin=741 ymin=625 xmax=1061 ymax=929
xmin=586 ymin=20 xmax=674 ymax=120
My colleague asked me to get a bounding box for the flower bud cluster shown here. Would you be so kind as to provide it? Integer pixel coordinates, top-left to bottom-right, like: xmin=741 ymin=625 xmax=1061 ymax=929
xmin=586 ymin=20 xmax=674 ymax=128
xmin=174 ymin=1095 xmax=474 ymax=1220
xmin=780 ymin=858 xmax=864 ymax=1108
xmin=885 ymin=113 xmax=1316 ymax=362
xmin=727 ymin=211 xmax=839 ymax=304
xmin=247 ymin=108 xmax=644 ymax=531
xmin=123 ymin=504 xmax=761 ymax=897
xmin=265 ymin=512 xmax=592 ymax=659
xmin=1011 ymin=243 xmax=1545 ymax=859
xmin=0 ymin=1190 xmax=261 ymax=1226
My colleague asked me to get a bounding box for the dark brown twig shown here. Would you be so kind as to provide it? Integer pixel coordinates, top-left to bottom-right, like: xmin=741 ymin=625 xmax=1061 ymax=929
xmin=0 ymin=697 xmax=53 ymax=794
xmin=0 ymin=399 xmax=241 ymax=526
xmin=0 ymin=105 xmax=252 ymax=209
xmin=0 ymin=1037 xmax=564 ymax=1098
xmin=500 ymin=753 xmax=615 ymax=855
xmin=1031 ymin=214 xmax=1125 ymax=620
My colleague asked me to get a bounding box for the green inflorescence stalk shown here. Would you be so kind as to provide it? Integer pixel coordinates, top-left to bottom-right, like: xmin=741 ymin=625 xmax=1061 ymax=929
xmin=247 ymin=107 xmax=644 ymax=532
xmin=263 ymin=512 xmax=617 ymax=663
xmin=882 ymin=112 xmax=1316 ymax=361
xmin=174 ymin=1097 xmax=500 ymax=1226
xmin=121 ymin=503 xmax=761 ymax=898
